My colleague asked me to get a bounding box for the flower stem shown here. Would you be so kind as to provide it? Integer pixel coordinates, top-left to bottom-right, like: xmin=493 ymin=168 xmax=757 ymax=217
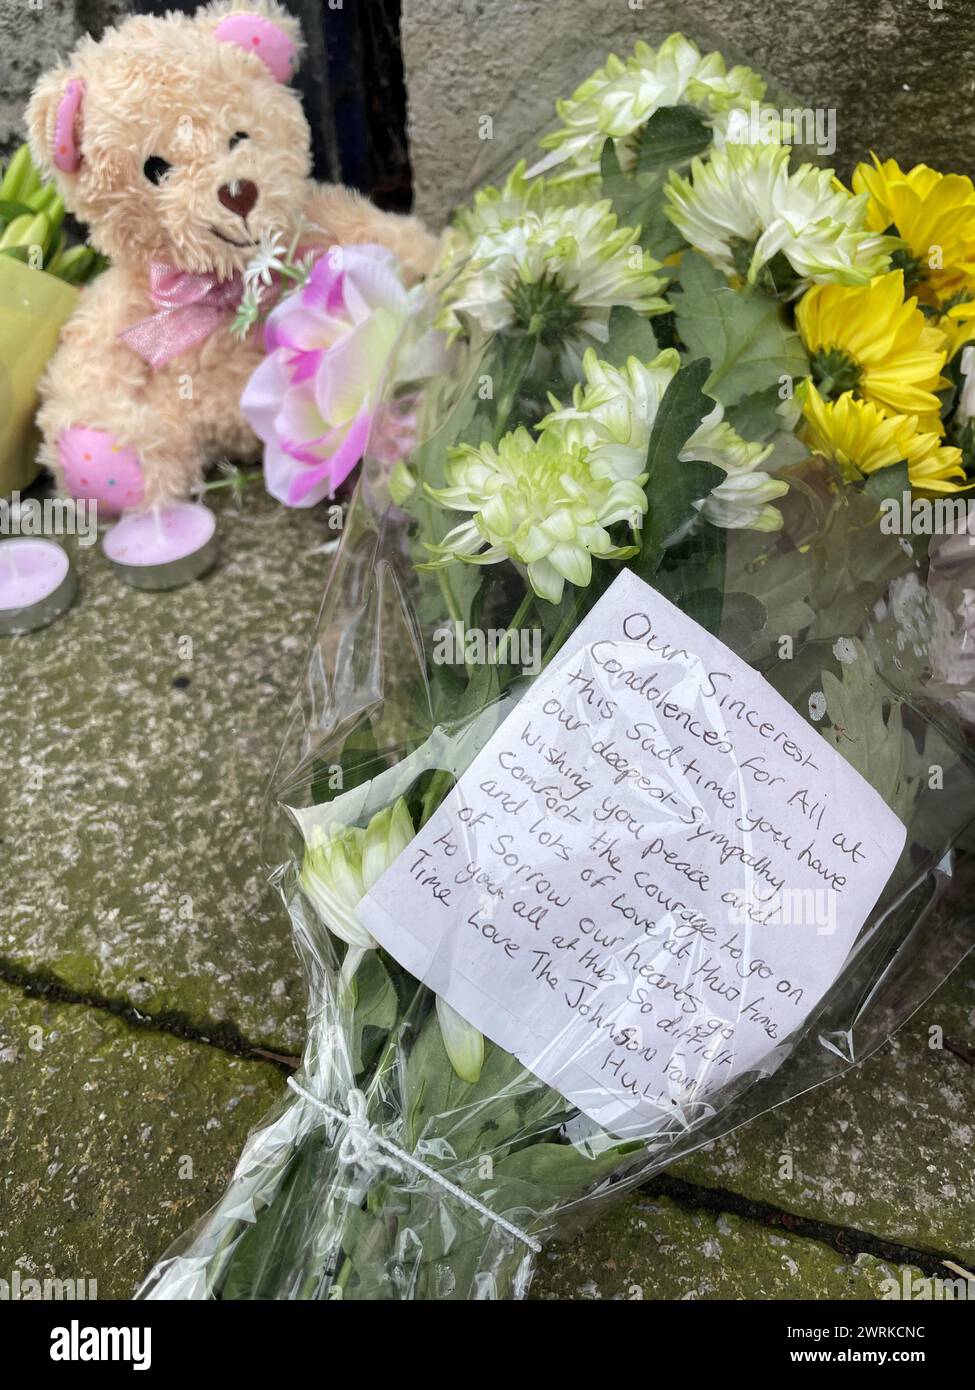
xmin=492 ymin=334 xmax=537 ymax=441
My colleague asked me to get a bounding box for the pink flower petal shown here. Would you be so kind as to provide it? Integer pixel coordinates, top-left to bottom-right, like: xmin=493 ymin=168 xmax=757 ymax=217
xmin=275 ymin=380 xmax=328 ymax=447
xmin=287 ymin=347 xmax=322 ymax=384
xmin=240 ymin=350 xmax=291 ymax=444
xmin=263 ymin=441 xmax=330 ymax=509
xmin=341 ymin=248 xmax=408 ymax=322
xmin=286 ymin=406 xmax=373 ymax=505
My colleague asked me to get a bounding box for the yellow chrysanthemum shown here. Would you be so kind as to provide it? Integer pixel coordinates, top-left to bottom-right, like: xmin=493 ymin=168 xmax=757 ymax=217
xmin=796 ymin=271 xmax=949 ymax=433
xmin=799 ymin=383 xmax=966 ymax=495
xmin=852 ymin=156 xmax=975 ymax=304
xmin=940 ymin=297 xmax=975 ymax=358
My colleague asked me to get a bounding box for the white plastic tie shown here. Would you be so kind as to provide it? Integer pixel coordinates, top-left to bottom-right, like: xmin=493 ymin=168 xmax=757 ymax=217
xmin=287 ymin=1076 xmax=542 ymax=1254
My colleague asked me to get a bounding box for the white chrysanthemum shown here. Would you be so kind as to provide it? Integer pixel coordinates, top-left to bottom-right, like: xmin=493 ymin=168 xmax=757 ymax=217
xmin=540 ymin=347 xmax=683 ymax=479
xmin=540 ymin=347 xmax=787 ymax=530
xmin=684 ymin=408 xmax=787 ymax=531
xmin=527 ymin=33 xmax=769 ymax=183
xmin=438 ymin=171 xmax=666 ymax=360
xmin=300 ymin=799 xmax=415 ymax=953
xmin=665 ymin=143 xmax=895 ymax=291
xmin=423 ymin=426 xmax=647 ymax=604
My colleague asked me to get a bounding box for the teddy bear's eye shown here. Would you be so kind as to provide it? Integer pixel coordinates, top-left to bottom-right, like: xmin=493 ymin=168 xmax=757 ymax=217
xmin=229 ymin=131 xmax=249 ymax=149
xmin=143 ymin=155 xmax=172 ymax=186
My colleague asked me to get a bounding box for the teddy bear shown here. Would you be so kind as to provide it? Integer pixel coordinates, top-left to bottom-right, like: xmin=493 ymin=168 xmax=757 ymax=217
xmin=25 ymin=0 xmax=440 ymax=514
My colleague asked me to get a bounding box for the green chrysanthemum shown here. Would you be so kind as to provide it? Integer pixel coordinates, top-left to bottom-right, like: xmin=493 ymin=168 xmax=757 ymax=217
xmin=423 ymin=426 xmax=647 ymax=603
xmin=665 ymin=142 xmax=897 ymax=293
xmin=541 ymin=347 xmax=787 ymax=531
xmin=528 ymin=33 xmax=771 ymax=183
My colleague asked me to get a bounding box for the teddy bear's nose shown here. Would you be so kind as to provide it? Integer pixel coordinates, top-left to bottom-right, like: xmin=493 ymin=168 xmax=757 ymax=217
xmin=217 ymin=179 xmax=258 ymax=219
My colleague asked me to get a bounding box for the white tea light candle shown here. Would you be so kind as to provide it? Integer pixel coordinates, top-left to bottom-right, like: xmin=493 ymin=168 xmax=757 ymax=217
xmin=103 ymin=502 xmax=218 ymax=590
xmin=0 ymin=537 xmax=77 ymax=635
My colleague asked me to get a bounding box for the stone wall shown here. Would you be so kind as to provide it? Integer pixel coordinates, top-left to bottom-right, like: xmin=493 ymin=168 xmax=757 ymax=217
xmin=401 ymin=0 xmax=975 ymax=227
xmin=0 ymin=0 xmax=128 ymax=154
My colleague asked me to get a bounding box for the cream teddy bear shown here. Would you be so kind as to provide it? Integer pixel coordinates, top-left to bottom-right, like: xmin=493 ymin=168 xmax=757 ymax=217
xmin=26 ymin=0 xmax=440 ymax=513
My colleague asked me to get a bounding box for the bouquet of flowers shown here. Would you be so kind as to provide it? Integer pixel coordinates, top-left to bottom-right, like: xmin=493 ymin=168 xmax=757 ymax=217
xmin=139 ymin=31 xmax=975 ymax=1301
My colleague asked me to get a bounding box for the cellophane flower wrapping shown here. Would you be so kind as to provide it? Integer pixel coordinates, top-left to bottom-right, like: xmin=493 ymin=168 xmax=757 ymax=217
xmin=139 ymin=26 xmax=975 ymax=1301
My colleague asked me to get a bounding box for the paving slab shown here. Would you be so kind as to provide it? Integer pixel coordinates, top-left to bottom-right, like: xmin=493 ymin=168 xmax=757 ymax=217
xmin=1 ymin=489 xmax=330 ymax=1053
xmin=0 ymin=980 xmax=282 ymax=1299
xmin=531 ymin=1193 xmax=920 ymax=1301
xmin=0 ymin=969 xmax=922 ymax=1304
xmin=672 ymin=956 xmax=975 ymax=1266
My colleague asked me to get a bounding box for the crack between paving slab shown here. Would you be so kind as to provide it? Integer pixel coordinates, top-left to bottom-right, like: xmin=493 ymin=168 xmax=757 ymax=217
xmin=943 ymin=1035 xmax=975 ymax=1067
xmin=642 ymin=1172 xmax=971 ymax=1280
xmin=0 ymin=957 xmax=300 ymax=1074
xmin=2 ymin=960 xmax=970 ymax=1280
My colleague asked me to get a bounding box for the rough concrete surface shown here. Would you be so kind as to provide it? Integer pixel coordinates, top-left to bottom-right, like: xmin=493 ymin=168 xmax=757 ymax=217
xmin=673 ymin=962 xmax=975 ymax=1265
xmin=531 ymin=1195 xmax=920 ymax=1301
xmin=401 ymin=0 xmax=975 ymax=226
xmin=0 ymin=979 xmax=282 ymax=1299
xmin=0 ymin=0 xmax=127 ymax=150
xmin=1 ymin=490 xmax=329 ymax=1054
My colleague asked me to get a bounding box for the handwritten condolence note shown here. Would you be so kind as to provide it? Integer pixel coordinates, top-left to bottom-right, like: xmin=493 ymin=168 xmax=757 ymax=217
xmin=359 ymin=571 xmax=906 ymax=1139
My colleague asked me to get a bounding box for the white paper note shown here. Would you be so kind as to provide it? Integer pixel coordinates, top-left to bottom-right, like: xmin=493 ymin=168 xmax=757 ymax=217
xmin=358 ymin=570 xmax=906 ymax=1139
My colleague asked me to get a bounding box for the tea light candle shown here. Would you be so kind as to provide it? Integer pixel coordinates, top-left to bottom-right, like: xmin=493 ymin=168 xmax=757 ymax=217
xmin=0 ymin=537 xmax=77 ymax=636
xmin=102 ymin=502 xmax=218 ymax=590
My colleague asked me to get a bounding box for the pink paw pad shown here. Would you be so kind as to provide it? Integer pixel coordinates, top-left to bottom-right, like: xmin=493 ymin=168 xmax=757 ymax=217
xmin=58 ymin=426 xmax=145 ymax=516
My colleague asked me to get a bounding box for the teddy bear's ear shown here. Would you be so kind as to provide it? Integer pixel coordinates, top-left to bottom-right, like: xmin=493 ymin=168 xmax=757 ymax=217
xmin=26 ymin=66 xmax=86 ymax=180
xmin=197 ymin=1 xmax=304 ymax=83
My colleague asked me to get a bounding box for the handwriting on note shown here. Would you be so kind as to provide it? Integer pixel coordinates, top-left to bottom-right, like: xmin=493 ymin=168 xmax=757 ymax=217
xmin=359 ymin=571 xmax=906 ymax=1139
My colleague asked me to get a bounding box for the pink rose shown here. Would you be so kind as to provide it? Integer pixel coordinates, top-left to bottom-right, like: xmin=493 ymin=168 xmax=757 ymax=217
xmin=241 ymin=243 xmax=442 ymax=508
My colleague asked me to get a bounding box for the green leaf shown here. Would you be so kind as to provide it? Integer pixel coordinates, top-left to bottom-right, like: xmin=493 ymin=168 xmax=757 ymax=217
xmin=312 ymin=717 xmax=381 ymax=804
xmin=600 ymin=304 xmax=660 ymax=369
xmin=633 ymin=105 xmax=711 ymax=178
xmin=718 ymin=591 xmax=770 ymax=654
xmin=404 ymin=1011 xmax=553 ymax=1161
xmin=349 ymin=952 xmax=398 ymax=1074
xmin=730 ymin=548 xmax=816 ymax=661
xmin=632 ymin=358 xmax=724 ymax=580
xmin=0 ymin=199 xmax=33 ymax=224
xmin=726 ymin=384 xmax=786 ymax=441
xmin=652 ymin=520 xmax=728 ymax=635
xmin=863 ymin=459 xmax=910 ymax=505
xmin=819 ymin=641 xmax=916 ymax=819
xmin=808 ymin=488 xmax=914 ymax=640
xmin=673 ymin=252 xmax=809 ymax=407
xmin=489 ymin=1140 xmax=635 ymax=1202
xmin=599 ymin=136 xmax=685 ymax=261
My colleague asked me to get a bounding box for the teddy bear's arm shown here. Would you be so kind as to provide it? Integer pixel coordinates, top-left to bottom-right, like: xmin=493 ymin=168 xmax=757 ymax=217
xmin=302 ymin=183 xmax=442 ymax=286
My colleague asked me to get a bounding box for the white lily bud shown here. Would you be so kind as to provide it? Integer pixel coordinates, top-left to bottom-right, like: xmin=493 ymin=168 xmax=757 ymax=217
xmin=300 ymin=798 xmax=415 ymax=953
xmin=436 ymin=997 xmax=485 ymax=1084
